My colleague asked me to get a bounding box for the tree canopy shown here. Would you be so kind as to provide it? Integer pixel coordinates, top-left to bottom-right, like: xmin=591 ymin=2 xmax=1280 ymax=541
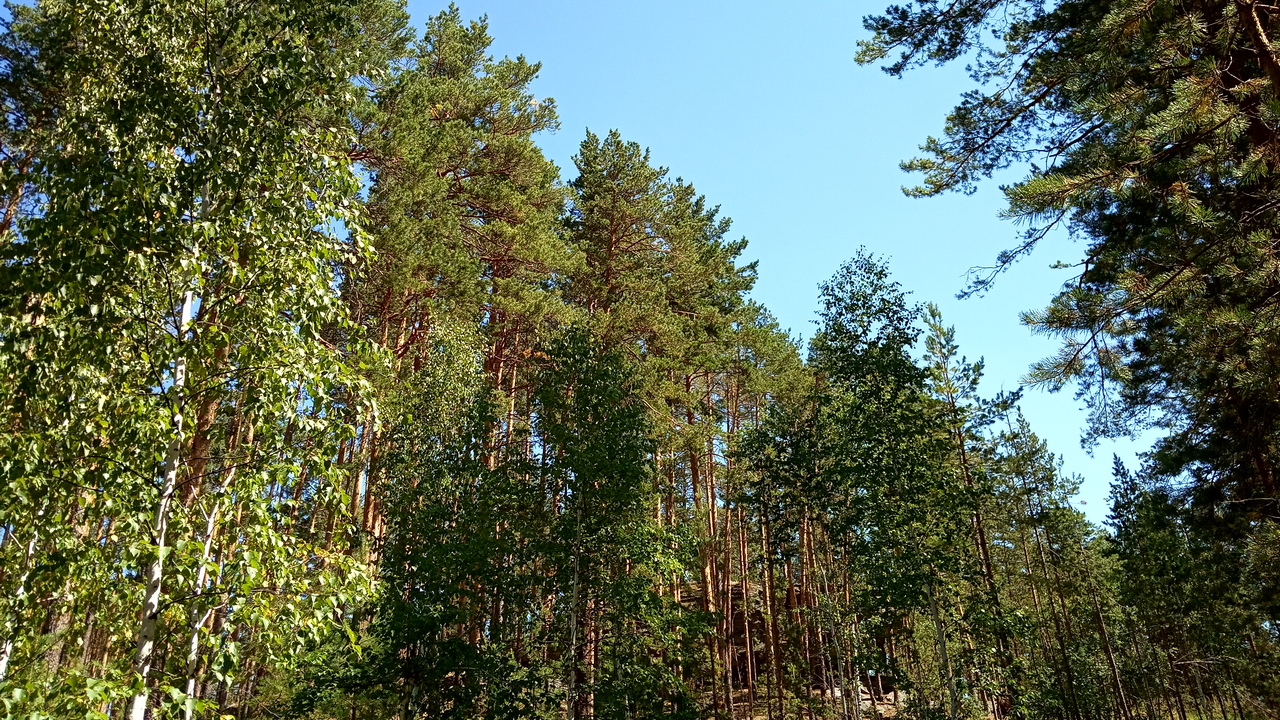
xmin=0 ymin=1 xmax=1275 ymax=719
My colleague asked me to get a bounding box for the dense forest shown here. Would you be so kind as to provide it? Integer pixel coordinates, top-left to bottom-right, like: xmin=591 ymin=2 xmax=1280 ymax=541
xmin=1 ymin=0 xmax=1278 ymax=718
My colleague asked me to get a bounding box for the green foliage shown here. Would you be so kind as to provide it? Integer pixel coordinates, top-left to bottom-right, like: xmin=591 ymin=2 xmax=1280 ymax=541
xmin=3 ymin=0 xmax=1268 ymax=717
xmin=350 ymin=4 xmax=565 ymax=364
xmin=0 ymin=0 xmax=405 ymax=711
xmin=335 ymin=328 xmax=702 ymax=719
xmin=811 ymin=253 xmax=967 ymax=606
xmin=860 ymin=0 xmax=1280 ymax=538
xmin=860 ymin=0 xmax=1280 ymax=710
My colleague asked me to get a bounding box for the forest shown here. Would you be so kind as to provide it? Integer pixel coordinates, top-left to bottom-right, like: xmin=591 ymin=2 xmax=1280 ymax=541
xmin=1 ymin=0 xmax=1279 ymax=718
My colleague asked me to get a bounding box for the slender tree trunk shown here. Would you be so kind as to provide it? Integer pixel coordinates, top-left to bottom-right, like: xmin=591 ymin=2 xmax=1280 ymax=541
xmin=926 ymin=576 xmax=959 ymax=720
xmin=739 ymin=507 xmax=757 ymax=713
xmin=584 ymin=597 xmax=597 ymax=719
xmin=724 ymin=496 xmax=736 ymax=716
xmin=763 ymin=518 xmax=785 ymax=720
xmin=183 ymin=495 xmax=223 ymax=720
xmin=1168 ymin=651 xmax=1188 ymax=720
xmin=568 ymin=502 xmax=583 ymax=720
xmin=1027 ymin=486 xmax=1083 ymax=720
xmin=129 ymin=288 xmax=194 ymax=720
xmin=0 ymin=535 xmax=38 ymax=681
xmin=1084 ymin=547 xmax=1130 ymax=720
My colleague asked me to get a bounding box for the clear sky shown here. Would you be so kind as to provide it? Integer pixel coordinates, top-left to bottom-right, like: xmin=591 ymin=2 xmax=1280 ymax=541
xmin=402 ymin=0 xmax=1151 ymax=523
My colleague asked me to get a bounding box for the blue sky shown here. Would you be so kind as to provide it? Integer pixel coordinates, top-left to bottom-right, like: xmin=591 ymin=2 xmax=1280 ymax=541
xmin=403 ymin=0 xmax=1151 ymax=523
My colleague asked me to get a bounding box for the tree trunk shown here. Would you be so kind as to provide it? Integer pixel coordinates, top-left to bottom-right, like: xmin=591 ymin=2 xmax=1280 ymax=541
xmin=926 ymin=576 xmax=959 ymax=720
xmin=129 ymin=289 xmax=194 ymax=720
xmin=0 ymin=535 xmax=38 ymax=681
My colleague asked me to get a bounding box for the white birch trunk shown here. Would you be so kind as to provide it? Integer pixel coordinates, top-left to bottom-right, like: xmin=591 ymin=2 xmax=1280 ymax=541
xmin=182 ymin=496 xmax=222 ymax=720
xmin=0 ymin=535 xmax=39 ymax=681
xmin=129 ymin=289 xmax=193 ymax=720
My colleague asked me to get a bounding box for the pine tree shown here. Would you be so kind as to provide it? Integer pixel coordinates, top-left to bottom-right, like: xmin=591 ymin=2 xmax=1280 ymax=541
xmin=858 ymin=0 xmax=1280 ymax=534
